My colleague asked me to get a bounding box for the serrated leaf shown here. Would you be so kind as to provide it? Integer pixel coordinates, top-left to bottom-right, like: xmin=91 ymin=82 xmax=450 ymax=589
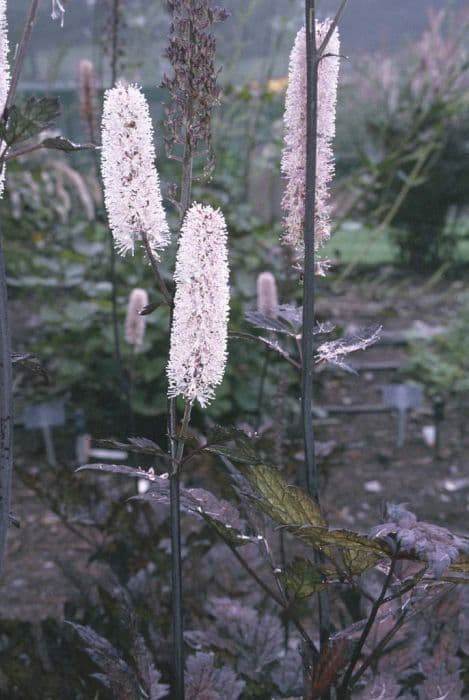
xmin=41 ymin=136 xmax=94 ymax=152
xmin=448 ymin=552 xmax=469 ymax=574
xmin=204 ymin=425 xmax=260 ymax=464
xmin=245 ymin=310 xmax=299 ymax=336
xmin=243 ymin=464 xmax=326 ymax=528
xmin=1 ymin=97 xmax=60 ymax=147
xmin=99 ymin=437 xmax=170 ymax=459
xmin=77 ymin=463 xmax=162 ymax=480
xmin=292 ymin=525 xmax=391 ymax=556
xmin=279 ymin=558 xmax=329 ymax=599
xmin=11 ymin=352 xmax=49 ymax=383
xmin=135 ymin=483 xmax=250 ymax=547
xmin=67 ymin=622 xmax=140 ymax=700
xmin=341 ymin=546 xmax=386 ymax=575
xmin=185 ymin=653 xmax=244 ymax=700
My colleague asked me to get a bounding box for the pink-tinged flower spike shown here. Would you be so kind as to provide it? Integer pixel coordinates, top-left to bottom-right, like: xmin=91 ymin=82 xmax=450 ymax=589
xmin=0 ymin=0 xmax=10 ymax=197
xmin=167 ymin=203 xmax=230 ymax=408
xmin=281 ymin=21 xmax=340 ymax=252
xmin=101 ymin=83 xmax=170 ymax=259
xmin=257 ymin=271 xmax=279 ymax=319
xmin=125 ymin=288 xmax=149 ymax=352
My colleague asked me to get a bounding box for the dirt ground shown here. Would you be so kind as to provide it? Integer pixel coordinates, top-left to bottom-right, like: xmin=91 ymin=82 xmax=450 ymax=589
xmin=1 ymin=266 xmax=468 ymax=622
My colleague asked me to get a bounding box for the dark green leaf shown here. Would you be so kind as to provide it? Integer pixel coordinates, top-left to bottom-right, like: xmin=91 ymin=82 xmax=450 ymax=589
xmin=99 ymin=437 xmax=170 ymax=459
xmin=135 ymin=483 xmax=250 ymax=547
xmin=341 ymin=546 xmax=386 ymax=575
xmin=204 ymin=425 xmax=260 ymax=464
xmin=76 ymin=463 xmax=159 ymax=480
xmin=11 ymin=352 xmax=49 ymax=383
xmin=1 ymin=97 xmax=61 ymax=147
xmin=278 ymin=558 xmax=329 ymax=599
xmin=448 ymin=553 xmax=469 ymax=574
xmin=291 ymin=525 xmax=391 ymax=556
xmin=243 ymin=464 xmax=326 ymax=528
xmin=41 ymin=136 xmax=94 ymax=152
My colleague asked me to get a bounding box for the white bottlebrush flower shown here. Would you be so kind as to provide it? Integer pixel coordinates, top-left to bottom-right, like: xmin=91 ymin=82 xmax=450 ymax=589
xmin=125 ymin=288 xmax=149 ymax=351
xmin=281 ymin=21 xmax=340 ymax=252
xmin=167 ymin=203 xmax=230 ymax=408
xmin=257 ymin=271 xmax=279 ymax=318
xmin=101 ymin=82 xmax=170 ymax=259
xmin=0 ymin=0 xmax=10 ymax=198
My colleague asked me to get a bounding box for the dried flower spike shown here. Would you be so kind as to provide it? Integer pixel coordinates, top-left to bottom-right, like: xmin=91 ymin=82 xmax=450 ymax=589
xmin=167 ymin=203 xmax=230 ymax=407
xmin=125 ymin=288 xmax=149 ymax=351
xmin=101 ymin=83 xmax=170 ymax=259
xmin=257 ymin=271 xmax=279 ymax=319
xmin=79 ymin=59 xmax=98 ymax=144
xmin=281 ymin=21 xmax=340 ymax=252
xmin=0 ymin=0 xmax=10 ymax=197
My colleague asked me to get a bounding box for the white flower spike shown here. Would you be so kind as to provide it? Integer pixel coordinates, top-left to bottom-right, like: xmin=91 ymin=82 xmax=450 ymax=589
xmin=281 ymin=21 xmax=340 ymax=252
xmin=167 ymin=203 xmax=230 ymax=408
xmin=101 ymin=82 xmax=170 ymax=259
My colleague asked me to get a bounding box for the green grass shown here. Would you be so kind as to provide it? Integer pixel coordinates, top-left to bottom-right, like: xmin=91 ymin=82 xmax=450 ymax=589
xmin=322 ymin=218 xmax=469 ymax=266
xmin=322 ymin=223 xmax=397 ymax=266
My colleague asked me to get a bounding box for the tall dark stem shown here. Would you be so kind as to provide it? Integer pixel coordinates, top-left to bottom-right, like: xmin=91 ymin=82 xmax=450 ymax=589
xmin=302 ymin=0 xmax=318 ymax=503
xmin=107 ymin=0 xmax=123 ymax=379
xmin=168 ymin=51 xmax=195 ymax=694
xmin=4 ymin=0 xmax=40 ymax=115
xmin=303 ymin=0 xmax=332 ymax=673
xmin=0 ymin=0 xmax=41 ymax=577
xmin=0 ymin=236 xmax=12 ymax=577
xmin=338 ymin=548 xmax=400 ymax=698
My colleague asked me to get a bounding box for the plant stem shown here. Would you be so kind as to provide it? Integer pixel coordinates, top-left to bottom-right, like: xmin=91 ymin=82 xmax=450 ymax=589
xmin=0 ymin=0 xmax=42 ymax=577
xmin=167 ymin=43 xmax=195 ymax=691
xmin=338 ymin=548 xmax=399 ymax=698
xmin=110 ymin=0 xmax=121 ymax=86
xmin=303 ymin=1 xmax=332 ymax=669
xmin=317 ymin=0 xmax=349 ymax=56
xmin=302 ymin=0 xmax=319 ymax=503
xmin=4 ymin=0 xmax=40 ymax=115
xmin=140 ymin=231 xmax=172 ymax=305
xmin=174 ymin=401 xmax=192 ymax=469
xmin=0 ymin=235 xmax=12 ymax=577
xmin=169 ymin=466 xmax=184 ymax=698
xmin=106 ymin=0 xmax=125 ymax=396
xmin=217 ymin=525 xmax=319 ymax=660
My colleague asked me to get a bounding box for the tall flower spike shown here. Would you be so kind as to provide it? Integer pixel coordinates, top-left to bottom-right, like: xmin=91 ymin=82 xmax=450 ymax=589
xmin=125 ymin=288 xmax=149 ymax=351
xmin=167 ymin=203 xmax=230 ymax=408
xmin=257 ymin=271 xmax=279 ymax=319
xmin=101 ymin=82 xmax=170 ymax=259
xmin=281 ymin=21 xmax=340 ymax=253
xmin=0 ymin=0 xmax=10 ymax=198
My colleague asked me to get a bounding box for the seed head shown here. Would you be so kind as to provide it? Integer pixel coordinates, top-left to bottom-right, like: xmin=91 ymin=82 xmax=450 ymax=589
xmin=79 ymin=59 xmax=98 ymax=144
